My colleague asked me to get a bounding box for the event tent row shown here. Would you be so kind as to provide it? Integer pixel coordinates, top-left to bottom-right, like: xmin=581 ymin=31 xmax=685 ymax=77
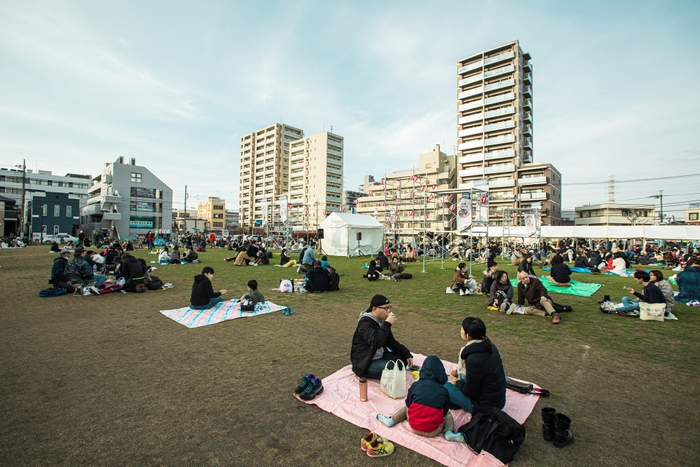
xmin=465 ymin=225 xmax=700 ymax=239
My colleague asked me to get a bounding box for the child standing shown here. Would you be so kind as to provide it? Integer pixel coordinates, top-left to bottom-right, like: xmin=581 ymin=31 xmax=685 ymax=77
xmin=376 ymin=356 xmax=456 ymax=439
xmin=190 ymin=266 xmax=227 ymax=309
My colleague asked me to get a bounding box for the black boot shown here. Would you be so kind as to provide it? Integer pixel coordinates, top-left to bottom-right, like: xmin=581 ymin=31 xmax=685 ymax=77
xmin=553 ymin=413 xmax=574 ymax=448
xmin=541 ymin=407 xmax=556 ymax=442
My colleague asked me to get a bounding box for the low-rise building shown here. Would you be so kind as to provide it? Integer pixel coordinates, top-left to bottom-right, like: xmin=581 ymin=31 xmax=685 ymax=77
xmin=198 ymin=197 xmax=226 ymax=232
xmin=686 ymin=203 xmax=700 ymax=225
xmin=574 ymin=203 xmax=655 ymax=226
xmin=81 ymin=157 xmax=173 ymax=240
xmin=226 ymin=210 xmax=239 ymax=232
xmin=0 ymin=195 xmax=20 ymax=237
xmin=28 ymin=192 xmax=81 ymax=239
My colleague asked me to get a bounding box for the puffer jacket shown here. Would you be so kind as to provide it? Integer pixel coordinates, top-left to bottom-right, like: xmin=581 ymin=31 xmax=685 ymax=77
xmin=350 ymin=311 xmax=412 ymax=377
xmin=455 ymin=339 xmax=506 ymax=410
xmin=489 ymin=279 xmax=513 ymax=305
xmin=405 ymin=356 xmax=450 ymax=433
xmin=675 ymin=267 xmax=700 ymax=302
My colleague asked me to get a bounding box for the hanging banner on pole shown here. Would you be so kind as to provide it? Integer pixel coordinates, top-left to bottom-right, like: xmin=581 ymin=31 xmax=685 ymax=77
xmin=456 ymin=193 xmax=472 ymax=233
xmin=261 ymin=198 xmax=269 ymax=226
xmin=524 ymin=211 xmax=536 ymax=235
xmin=279 ymin=195 xmax=288 ymax=223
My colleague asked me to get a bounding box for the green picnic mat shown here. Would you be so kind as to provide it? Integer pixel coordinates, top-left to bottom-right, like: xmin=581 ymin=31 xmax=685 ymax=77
xmin=509 ymin=277 xmax=602 ymax=297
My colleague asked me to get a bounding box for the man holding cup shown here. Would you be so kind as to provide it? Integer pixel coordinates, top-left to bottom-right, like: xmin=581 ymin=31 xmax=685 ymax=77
xmin=351 ymin=294 xmax=414 ymax=379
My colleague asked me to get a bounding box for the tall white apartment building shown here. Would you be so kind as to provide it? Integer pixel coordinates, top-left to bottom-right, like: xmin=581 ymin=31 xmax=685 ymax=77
xmin=288 ymin=132 xmax=344 ymax=229
xmin=456 ymin=40 xmax=561 ymax=225
xmin=239 ymin=123 xmax=304 ymax=230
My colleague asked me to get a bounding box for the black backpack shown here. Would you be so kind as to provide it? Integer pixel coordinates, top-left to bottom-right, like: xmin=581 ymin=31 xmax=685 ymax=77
xmin=146 ymin=275 xmax=164 ymax=290
xmin=327 ymin=268 xmax=340 ymax=291
xmin=458 ymin=406 xmax=526 ymax=464
xmin=400 ymin=273 xmax=412 ymax=279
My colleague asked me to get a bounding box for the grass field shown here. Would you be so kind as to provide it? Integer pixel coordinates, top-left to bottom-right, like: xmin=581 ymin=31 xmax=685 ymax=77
xmin=1 ymin=246 xmax=699 ymax=466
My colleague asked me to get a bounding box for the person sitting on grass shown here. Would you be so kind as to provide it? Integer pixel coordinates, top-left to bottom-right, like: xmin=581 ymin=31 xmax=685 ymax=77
xmin=87 ymin=250 xmax=105 ymax=273
xmin=376 ymin=355 xmax=455 ymax=439
xmin=183 ymin=247 xmax=198 ymax=263
xmin=547 ymin=254 xmax=571 ymax=286
xmin=650 ymin=270 xmax=677 ymax=319
xmin=610 ymin=270 xmax=665 ymax=316
xmin=120 ymin=253 xmax=148 ymax=292
xmin=170 ymin=246 xmax=182 ymax=264
xmin=517 ymin=253 xmax=536 ymax=276
xmin=50 ymin=241 xmax=61 ymax=253
xmin=320 ymin=255 xmax=331 ymax=269
xmin=158 ymin=247 xmax=171 ymax=264
xmin=241 ymin=279 xmax=264 ymax=305
xmin=366 ymin=257 xmax=384 ymax=281
xmin=50 ymin=248 xmax=75 ymax=293
xmin=489 ymin=270 xmax=514 ymax=313
xmin=608 ymin=251 xmax=628 ymax=276
xmin=305 ymin=260 xmax=329 ymax=292
xmin=190 ymin=266 xmax=227 ymax=309
xmin=675 ymin=258 xmax=700 ymax=304
xmin=299 ymin=242 xmax=317 ymax=273
xmin=477 ymin=261 xmax=498 ymax=295
xmin=516 ymin=271 xmax=561 ymax=324
xmin=444 ymin=317 xmax=505 ymax=417
xmin=350 ymin=295 xmax=413 ymax=379
xmin=280 ymin=248 xmax=291 ymax=266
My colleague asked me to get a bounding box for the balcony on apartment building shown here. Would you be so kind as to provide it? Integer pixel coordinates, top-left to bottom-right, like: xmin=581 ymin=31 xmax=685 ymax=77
xmin=459 ymin=148 xmax=515 ymax=165
xmin=484 ymin=64 xmax=515 ymax=80
xmin=458 ymin=60 xmax=484 ymax=75
xmin=327 ymin=147 xmax=343 ymax=157
xmin=522 ymin=99 xmax=533 ymax=109
xmin=327 ymin=185 xmax=342 ymax=194
xmin=522 ymin=85 xmax=532 ymax=96
xmin=519 ymin=192 xmax=548 ymax=200
xmin=459 ymin=133 xmax=515 ymax=151
xmin=518 ymin=176 xmax=547 ymax=186
xmin=327 ymin=166 xmax=343 ymax=175
xmin=459 ymin=106 xmax=515 ymax=125
xmin=521 ymin=125 xmax=533 ymax=135
xmin=459 ymin=92 xmax=515 ymax=112
xmin=458 ymin=73 xmax=484 ymax=87
xmin=522 ymin=138 xmax=533 ymax=149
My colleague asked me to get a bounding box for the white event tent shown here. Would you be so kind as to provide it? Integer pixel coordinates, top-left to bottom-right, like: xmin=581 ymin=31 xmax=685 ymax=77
xmin=318 ymin=213 xmax=384 ymax=257
xmin=540 ymin=225 xmax=700 ymax=240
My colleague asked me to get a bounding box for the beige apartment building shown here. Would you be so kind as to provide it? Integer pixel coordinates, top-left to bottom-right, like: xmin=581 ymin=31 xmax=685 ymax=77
xmin=239 ymin=123 xmax=304 ymax=230
xmin=197 ymin=197 xmax=226 ymax=232
xmin=574 ymin=203 xmax=655 ymax=226
xmin=288 ymin=132 xmax=344 ymax=229
xmin=356 ymin=145 xmax=456 ymax=235
xmin=456 ymin=40 xmax=562 ymax=225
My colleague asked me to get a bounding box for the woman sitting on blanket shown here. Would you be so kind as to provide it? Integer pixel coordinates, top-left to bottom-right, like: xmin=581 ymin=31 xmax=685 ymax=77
xmin=444 ymin=317 xmax=506 ymax=415
xmin=488 ymin=271 xmax=515 ymax=313
xmin=376 ymin=355 xmax=462 ymax=441
xmin=547 ymin=254 xmax=572 ymax=286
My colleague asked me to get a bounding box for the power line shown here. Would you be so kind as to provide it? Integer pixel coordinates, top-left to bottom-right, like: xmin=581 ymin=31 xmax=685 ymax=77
xmin=563 ymin=173 xmax=700 ymax=186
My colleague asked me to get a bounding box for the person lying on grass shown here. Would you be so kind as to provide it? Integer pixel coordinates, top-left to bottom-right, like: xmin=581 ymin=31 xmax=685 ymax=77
xmin=190 ymin=266 xmax=227 ymax=310
xmin=516 ymin=271 xmax=561 ymax=324
xmin=376 ymin=355 xmax=457 ymax=440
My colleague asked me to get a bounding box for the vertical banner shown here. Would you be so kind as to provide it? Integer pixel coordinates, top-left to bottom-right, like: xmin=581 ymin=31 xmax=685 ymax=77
xmin=524 ymin=211 xmax=536 ymax=234
xmin=261 ymin=198 xmax=269 ymax=226
xmin=456 ymin=192 xmax=472 ymax=232
xmin=531 ymin=202 xmax=542 ymax=229
xmin=279 ymin=195 xmax=288 ymax=223
xmin=480 ymin=192 xmax=489 ymax=222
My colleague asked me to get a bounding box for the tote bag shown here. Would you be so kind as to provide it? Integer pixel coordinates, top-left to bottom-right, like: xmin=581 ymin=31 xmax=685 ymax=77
xmin=639 ymin=302 xmax=665 ymax=321
xmin=380 ymin=360 xmax=407 ymax=399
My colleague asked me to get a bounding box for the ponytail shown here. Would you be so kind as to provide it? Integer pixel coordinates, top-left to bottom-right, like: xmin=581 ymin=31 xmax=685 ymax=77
xmin=462 ymin=317 xmax=492 ymax=352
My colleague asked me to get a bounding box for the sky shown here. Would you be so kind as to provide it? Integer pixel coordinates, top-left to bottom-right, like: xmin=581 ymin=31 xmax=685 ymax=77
xmin=1 ymin=0 xmax=699 ymax=220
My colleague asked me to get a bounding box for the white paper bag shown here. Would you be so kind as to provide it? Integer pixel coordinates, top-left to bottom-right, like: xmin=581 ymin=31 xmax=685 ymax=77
xmin=380 ymin=360 xmax=406 ymax=399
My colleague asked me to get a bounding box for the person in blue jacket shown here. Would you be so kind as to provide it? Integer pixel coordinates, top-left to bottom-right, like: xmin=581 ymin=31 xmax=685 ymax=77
xmin=376 ymin=355 xmax=454 ymax=438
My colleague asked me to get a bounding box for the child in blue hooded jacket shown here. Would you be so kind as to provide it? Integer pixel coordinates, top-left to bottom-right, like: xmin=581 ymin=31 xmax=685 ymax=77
xmin=376 ymin=355 xmax=457 ymax=438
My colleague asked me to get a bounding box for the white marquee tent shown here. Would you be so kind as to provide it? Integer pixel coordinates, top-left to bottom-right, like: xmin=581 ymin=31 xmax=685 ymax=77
xmin=319 ymin=213 xmax=384 ymax=257
xmin=540 ymin=225 xmax=700 ymax=240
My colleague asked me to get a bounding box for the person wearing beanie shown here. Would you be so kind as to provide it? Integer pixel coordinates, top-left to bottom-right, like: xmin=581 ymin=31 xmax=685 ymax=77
xmin=350 ymin=294 xmax=413 ymax=379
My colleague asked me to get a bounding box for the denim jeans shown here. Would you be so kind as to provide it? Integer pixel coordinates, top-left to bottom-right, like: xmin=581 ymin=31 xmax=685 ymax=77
xmin=615 ymin=296 xmax=639 ymax=313
xmin=365 ymin=351 xmax=407 ymax=380
xmin=93 ymin=274 xmax=106 ymax=287
xmin=444 ymin=381 xmax=474 ymax=412
xmin=190 ymin=296 xmax=223 ymax=310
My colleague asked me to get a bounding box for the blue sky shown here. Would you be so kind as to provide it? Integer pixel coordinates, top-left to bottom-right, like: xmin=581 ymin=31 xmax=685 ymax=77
xmin=1 ymin=0 xmax=699 ymax=219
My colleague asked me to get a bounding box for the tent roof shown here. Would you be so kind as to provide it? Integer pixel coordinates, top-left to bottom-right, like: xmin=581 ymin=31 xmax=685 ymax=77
xmin=319 ymin=213 xmax=383 ymax=229
xmin=540 ymin=225 xmax=700 ymax=239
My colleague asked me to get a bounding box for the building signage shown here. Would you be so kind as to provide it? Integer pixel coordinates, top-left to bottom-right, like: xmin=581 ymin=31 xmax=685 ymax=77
xmin=130 ymin=217 xmax=154 ymax=228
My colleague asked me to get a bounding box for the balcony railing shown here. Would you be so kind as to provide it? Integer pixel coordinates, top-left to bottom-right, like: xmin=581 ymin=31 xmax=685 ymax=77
xmin=484 ymin=50 xmax=514 ymax=66
xmin=458 ymin=86 xmax=483 ymax=99
xmin=484 ymin=64 xmax=514 ymax=79
xmin=484 ymin=78 xmax=514 ymax=93
xmin=327 ymin=166 xmax=343 ymax=175
xmin=458 ymin=60 xmax=483 ymax=75
xmin=488 ymin=178 xmax=515 ymax=187
xmin=458 ymin=73 xmax=483 ymax=87
xmin=518 ymin=176 xmax=547 ymax=185
xmin=459 ymin=120 xmax=514 ymax=137
xmin=484 ymin=163 xmax=515 ymax=174
xmin=522 ymin=99 xmax=533 ymax=109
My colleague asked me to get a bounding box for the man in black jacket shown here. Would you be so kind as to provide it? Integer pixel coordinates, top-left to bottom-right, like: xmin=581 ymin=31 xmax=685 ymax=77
xmin=50 ymin=249 xmax=75 ymax=293
xmin=190 ymin=266 xmax=227 ymax=309
xmin=305 ymin=261 xmax=329 ymax=292
xmin=120 ymin=253 xmax=148 ymax=292
xmin=350 ymin=295 xmax=413 ymax=379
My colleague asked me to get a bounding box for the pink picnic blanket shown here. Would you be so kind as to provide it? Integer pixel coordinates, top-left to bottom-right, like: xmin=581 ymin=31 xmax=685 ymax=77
xmin=297 ymin=354 xmax=539 ymax=467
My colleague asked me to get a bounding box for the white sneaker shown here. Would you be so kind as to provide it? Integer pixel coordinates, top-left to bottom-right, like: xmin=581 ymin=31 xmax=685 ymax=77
xmin=500 ymin=302 xmax=507 ymax=313
xmin=506 ymin=303 xmax=516 ymax=315
xmin=464 ymin=290 xmax=471 ymax=295
xmin=665 ymin=313 xmax=678 ymax=320
xmin=90 ymin=286 xmax=101 ymax=295
xmin=82 ymin=288 xmax=91 ymax=296
xmin=459 ymin=289 xmax=465 ymax=296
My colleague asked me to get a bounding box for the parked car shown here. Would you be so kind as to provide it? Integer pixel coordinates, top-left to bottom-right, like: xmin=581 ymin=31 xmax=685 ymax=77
xmin=43 ymin=234 xmax=79 ymax=245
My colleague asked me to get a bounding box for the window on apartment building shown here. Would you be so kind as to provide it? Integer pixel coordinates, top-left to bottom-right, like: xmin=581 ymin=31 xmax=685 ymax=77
xmin=54 ymin=225 xmax=59 ymax=234
xmin=42 ymin=204 xmax=48 ymax=216
xmin=47 ymin=180 xmax=52 ymax=186
xmin=131 ymin=172 xmax=142 ymax=183
xmin=54 ymin=205 xmax=60 ymax=217
xmin=690 ymin=213 xmax=699 ymax=221
xmin=66 ymin=206 xmax=72 ymax=217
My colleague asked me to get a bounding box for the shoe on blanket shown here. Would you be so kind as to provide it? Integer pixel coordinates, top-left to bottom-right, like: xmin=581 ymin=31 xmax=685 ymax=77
xmin=366 ymin=437 xmax=394 ymax=457
xmin=299 ymin=377 xmax=323 ymax=401
xmin=361 ymin=432 xmax=379 ymax=451
xmin=295 ymin=374 xmax=315 ymax=394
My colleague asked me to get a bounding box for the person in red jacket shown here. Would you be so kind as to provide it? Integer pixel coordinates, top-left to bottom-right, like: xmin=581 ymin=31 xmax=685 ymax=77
xmin=376 ymin=355 xmax=454 ymax=438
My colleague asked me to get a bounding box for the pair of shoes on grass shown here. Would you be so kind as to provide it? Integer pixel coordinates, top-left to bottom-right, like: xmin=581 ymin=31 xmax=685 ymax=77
xmin=361 ymin=432 xmax=394 ymax=457
xmin=295 ymin=374 xmax=324 ymax=401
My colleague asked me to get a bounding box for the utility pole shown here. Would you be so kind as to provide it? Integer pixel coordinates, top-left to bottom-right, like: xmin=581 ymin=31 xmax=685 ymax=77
xmin=17 ymin=159 xmax=27 ymax=236
xmin=183 ymin=185 xmax=188 ymax=233
xmin=651 ymin=190 xmax=663 ymax=224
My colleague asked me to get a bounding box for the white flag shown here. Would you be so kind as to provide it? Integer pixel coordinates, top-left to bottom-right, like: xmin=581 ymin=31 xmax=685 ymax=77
xmin=261 ymin=198 xmax=269 ymax=226
xmin=456 ymin=193 xmax=472 ymax=232
xmin=279 ymin=195 xmax=288 ymax=223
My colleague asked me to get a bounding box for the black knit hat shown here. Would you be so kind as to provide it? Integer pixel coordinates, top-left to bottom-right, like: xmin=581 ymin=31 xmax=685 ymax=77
xmin=370 ymin=294 xmax=390 ymax=309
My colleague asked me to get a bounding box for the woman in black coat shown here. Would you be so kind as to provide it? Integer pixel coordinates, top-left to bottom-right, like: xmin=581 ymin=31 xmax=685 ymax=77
xmin=547 ymin=254 xmax=571 ymax=286
xmin=445 ymin=317 xmax=506 ymax=412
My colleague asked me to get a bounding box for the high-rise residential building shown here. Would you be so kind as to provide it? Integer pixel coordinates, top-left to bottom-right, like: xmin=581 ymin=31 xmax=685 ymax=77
xmin=81 ymin=157 xmax=173 ymax=240
xmin=288 ymin=132 xmax=344 ymax=229
xmin=197 ymin=197 xmax=226 ymax=232
xmin=356 ymin=145 xmax=457 ymax=235
xmin=239 ymin=123 xmax=304 ymax=231
xmin=456 ymin=40 xmax=562 ymax=225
